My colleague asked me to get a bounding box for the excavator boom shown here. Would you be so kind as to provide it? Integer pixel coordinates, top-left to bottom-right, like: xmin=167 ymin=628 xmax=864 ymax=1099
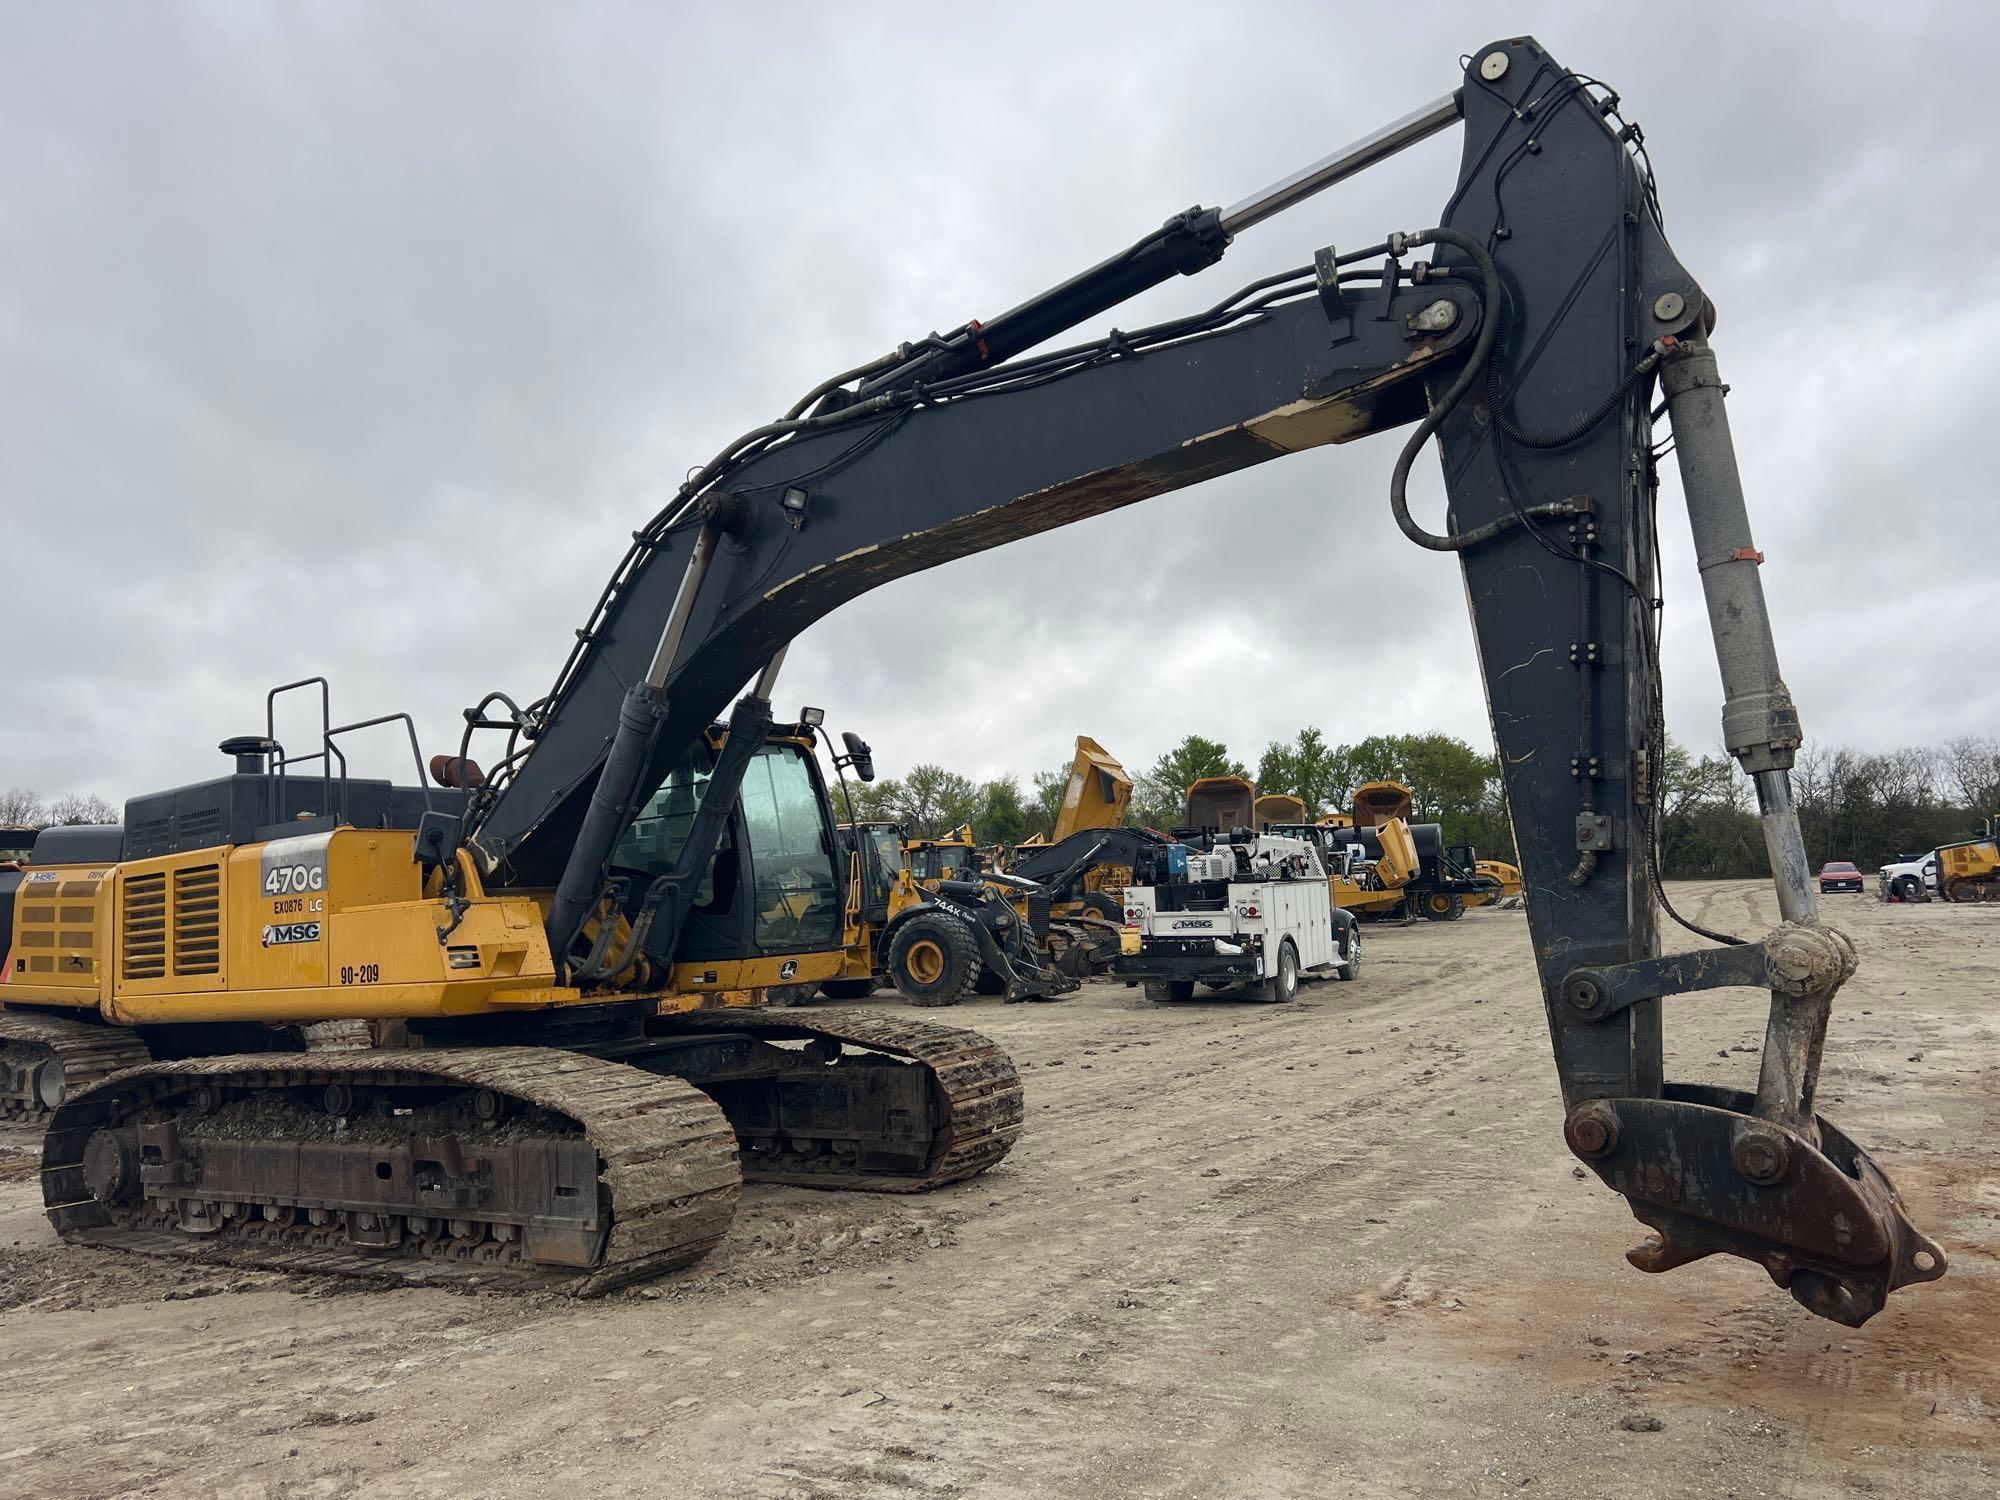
xmin=446 ymin=36 xmax=1939 ymax=1324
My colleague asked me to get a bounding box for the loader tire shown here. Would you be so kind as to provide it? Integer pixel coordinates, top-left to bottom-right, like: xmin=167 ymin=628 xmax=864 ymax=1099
xmin=1079 ymin=891 xmax=1123 ymax=923
xmin=888 ymin=912 xmax=979 ymax=1008
xmin=1422 ymin=892 xmax=1465 ymax=922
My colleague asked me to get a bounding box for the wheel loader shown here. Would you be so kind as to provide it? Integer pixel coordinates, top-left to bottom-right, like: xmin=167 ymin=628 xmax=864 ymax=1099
xmin=809 ymin=739 xmax=1089 ymax=1008
xmin=0 ymin=35 xmax=1946 ymax=1325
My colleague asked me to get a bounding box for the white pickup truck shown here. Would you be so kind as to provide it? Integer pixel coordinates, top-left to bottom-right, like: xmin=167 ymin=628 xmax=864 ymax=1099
xmin=1878 ymin=850 xmax=1940 ymax=902
xmin=1115 ymin=833 xmax=1359 ymax=1002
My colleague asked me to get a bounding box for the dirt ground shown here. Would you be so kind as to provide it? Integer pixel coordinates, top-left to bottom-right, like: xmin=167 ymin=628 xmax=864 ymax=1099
xmin=0 ymin=879 xmax=1992 ymax=1500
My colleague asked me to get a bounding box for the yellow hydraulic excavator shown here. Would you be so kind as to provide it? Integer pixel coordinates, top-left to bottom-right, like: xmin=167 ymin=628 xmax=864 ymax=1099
xmin=0 ymin=37 xmax=1946 ymax=1323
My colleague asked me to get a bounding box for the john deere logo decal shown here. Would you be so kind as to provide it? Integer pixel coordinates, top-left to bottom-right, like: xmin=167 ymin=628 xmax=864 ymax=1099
xmin=778 ymin=960 xmax=799 ymax=980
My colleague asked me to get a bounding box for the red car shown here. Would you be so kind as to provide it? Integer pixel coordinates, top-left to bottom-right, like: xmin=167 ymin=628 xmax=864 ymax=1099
xmin=1818 ymin=860 xmax=1865 ymax=893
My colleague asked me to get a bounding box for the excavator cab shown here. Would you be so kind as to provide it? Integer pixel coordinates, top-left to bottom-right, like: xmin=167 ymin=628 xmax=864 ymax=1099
xmin=612 ymin=725 xmax=846 ymax=965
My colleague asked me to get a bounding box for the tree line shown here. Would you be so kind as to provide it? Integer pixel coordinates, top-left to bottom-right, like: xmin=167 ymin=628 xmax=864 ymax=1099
xmin=0 ymin=788 xmax=120 ymax=829
xmin=1661 ymin=735 xmax=2000 ymax=878
xmin=14 ymin=729 xmax=1995 ymax=877
xmin=839 ymin=728 xmax=2000 ymax=878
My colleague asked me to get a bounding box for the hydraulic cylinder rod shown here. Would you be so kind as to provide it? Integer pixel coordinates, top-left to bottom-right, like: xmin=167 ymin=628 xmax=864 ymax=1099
xmin=1661 ymin=336 xmax=1834 ymax=1139
xmin=545 ymin=518 xmax=724 ymax=968
xmin=1220 ymin=92 xmax=1462 ymax=234
xmin=858 ymin=92 xmax=1462 ymax=400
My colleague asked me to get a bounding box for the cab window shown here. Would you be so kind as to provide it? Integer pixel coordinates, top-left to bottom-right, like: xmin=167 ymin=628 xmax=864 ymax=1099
xmin=739 ymin=745 xmax=841 ymax=950
xmin=613 ymin=745 xmax=727 ymax=909
xmin=867 ymin=827 xmax=903 ymax=900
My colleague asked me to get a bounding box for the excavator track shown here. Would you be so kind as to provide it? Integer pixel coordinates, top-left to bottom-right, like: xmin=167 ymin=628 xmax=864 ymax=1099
xmin=0 ymin=1011 xmax=152 ymax=1124
xmin=649 ymin=1009 xmax=1023 ymax=1191
xmin=41 ymin=1047 xmax=741 ymax=1294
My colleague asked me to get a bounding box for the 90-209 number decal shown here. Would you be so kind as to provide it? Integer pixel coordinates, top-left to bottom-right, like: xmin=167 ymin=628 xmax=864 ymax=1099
xmin=339 ymin=964 xmax=380 ymax=986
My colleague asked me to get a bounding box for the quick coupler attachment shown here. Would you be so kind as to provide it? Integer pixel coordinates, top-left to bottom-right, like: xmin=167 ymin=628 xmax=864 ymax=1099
xmin=1564 ymin=1084 xmax=1946 ymax=1327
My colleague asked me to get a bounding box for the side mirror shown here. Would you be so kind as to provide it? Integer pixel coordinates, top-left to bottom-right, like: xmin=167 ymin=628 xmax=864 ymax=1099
xmin=842 ymin=731 xmax=876 ymax=783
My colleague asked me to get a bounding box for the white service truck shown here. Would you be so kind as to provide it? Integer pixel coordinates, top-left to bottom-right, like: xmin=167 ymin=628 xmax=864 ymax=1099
xmin=1115 ymin=832 xmax=1359 ymax=1002
xmin=1878 ymin=850 xmax=1940 ymax=902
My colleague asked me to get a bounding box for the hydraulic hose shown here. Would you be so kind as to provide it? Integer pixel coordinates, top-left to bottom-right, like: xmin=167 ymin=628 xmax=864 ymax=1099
xmin=1386 ymin=226 xmax=1578 ymax=551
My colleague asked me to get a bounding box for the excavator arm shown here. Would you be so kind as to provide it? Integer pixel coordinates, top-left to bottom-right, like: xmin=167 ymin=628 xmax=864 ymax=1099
xmin=462 ymin=36 xmax=1943 ymax=1324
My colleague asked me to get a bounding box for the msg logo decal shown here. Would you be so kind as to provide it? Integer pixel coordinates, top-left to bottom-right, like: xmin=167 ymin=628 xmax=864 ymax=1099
xmin=1170 ymin=918 xmax=1213 ymax=930
xmin=262 ymin=921 xmax=322 ymax=947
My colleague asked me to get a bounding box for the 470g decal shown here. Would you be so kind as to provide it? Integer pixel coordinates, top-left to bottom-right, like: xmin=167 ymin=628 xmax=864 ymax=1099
xmin=260 ymin=831 xmax=332 ymax=899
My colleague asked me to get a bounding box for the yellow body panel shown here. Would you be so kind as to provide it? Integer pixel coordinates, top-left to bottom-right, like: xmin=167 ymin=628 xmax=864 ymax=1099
xmin=1051 ymin=736 xmax=1132 ymax=843
xmin=1938 ymin=838 xmax=2000 ymax=900
xmin=662 ymin=949 xmax=844 ymax=1003
xmin=1939 ymin=840 xmax=2000 ymax=883
xmin=1466 ymin=859 xmax=1523 ymax=907
xmin=1329 ymin=876 xmax=1406 ymax=915
xmin=2 ymin=861 xmax=114 ymax=1004
xmin=3 ymin=825 xmax=843 ymax=1026
xmin=1372 ymin=819 xmax=1421 ymax=888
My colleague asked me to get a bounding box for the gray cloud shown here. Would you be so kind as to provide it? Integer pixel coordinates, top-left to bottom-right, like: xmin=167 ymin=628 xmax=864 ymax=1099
xmin=5 ymin=1 xmax=1994 ymax=805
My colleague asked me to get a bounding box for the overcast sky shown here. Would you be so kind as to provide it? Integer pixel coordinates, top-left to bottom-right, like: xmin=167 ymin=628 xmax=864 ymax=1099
xmin=5 ymin=2 xmax=1995 ymax=807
